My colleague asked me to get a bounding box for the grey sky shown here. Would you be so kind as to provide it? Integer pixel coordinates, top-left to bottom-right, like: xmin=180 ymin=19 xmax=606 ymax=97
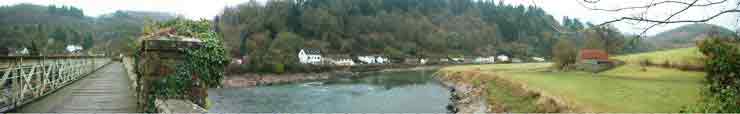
xmin=1 ymin=0 xmax=737 ymax=35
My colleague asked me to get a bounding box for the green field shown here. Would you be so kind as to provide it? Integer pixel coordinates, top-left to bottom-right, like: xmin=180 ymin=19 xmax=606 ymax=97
xmin=440 ymin=48 xmax=707 ymax=112
xmin=614 ymin=47 xmax=704 ymax=66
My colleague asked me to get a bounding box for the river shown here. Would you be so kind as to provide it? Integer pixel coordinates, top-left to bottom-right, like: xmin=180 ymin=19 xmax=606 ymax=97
xmin=207 ymin=70 xmax=452 ymax=113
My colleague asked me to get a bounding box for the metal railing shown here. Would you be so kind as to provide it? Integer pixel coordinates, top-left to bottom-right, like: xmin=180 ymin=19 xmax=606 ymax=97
xmin=0 ymin=56 xmax=111 ymax=112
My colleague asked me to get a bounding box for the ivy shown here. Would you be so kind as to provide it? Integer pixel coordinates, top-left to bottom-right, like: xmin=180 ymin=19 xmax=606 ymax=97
xmin=144 ymin=18 xmax=229 ymax=112
xmin=689 ymin=38 xmax=740 ymax=112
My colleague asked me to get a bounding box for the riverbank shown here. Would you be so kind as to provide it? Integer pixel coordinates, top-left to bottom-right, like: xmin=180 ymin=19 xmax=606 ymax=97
xmin=436 ymin=66 xmax=570 ymax=113
xmin=436 ymin=72 xmax=489 ymax=113
xmin=222 ymin=65 xmax=444 ymax=88
xmin=438 ymin=63 xmax=705 ymax=112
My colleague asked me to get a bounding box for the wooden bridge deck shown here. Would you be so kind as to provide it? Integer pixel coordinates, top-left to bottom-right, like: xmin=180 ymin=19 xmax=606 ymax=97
xmin=12 ymin=62 xmax=139 ymax=113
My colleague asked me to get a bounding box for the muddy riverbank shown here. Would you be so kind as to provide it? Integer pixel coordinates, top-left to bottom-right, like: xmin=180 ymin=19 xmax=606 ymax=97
xmin=435 ymin=71 xmax=490 ymax=113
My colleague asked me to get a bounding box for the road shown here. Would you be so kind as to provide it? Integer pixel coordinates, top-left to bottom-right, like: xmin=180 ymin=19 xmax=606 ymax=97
xmin=12 ymin=62 xmax=139 ymax=113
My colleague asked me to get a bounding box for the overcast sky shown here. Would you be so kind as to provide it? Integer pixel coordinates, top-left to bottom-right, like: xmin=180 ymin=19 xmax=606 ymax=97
xmin=1 ymin=0 xmax=737 ymax=35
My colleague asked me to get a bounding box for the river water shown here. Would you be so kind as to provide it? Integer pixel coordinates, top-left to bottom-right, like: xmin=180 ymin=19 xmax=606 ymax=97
xmin=208 ymin=70 xmax=452 ymax=113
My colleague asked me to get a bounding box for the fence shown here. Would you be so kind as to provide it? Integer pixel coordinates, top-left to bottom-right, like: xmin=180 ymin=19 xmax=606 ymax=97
xmin=0 ymin=56 xmax=110 ymax=112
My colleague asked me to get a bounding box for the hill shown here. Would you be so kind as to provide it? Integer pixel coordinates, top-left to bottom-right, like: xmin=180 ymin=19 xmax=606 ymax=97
xmin=0 ymin=4 xmax=175 ymax=55
xmin=647 ymin=23 xmax=736 ymax=49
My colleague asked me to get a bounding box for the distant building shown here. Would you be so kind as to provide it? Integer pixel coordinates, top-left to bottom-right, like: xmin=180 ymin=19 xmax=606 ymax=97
xmin=15 ymin=48 xmax=29 ymax=56
xmin=576 ymin=49 xmax=613 ymax=72
xmin=497 ymin=55 xmax=509 ymax=62
xmin=298 ymin=48 xmax=322 ymax=64
xmin=358 ymin=55 xmax=388 ymax=64
xmin=579 ymin=49 xmax=609 ymax=62
xmin=326 ymin=55 xmax=355 ymax=66
xmin=333 ymin=58 xmax=355 ymax=66
xmin=66 ymin=45 xmax=83 ymax=54
xmin=474 ymin=56 xmax=496 ymax=64
xmin=450 ymin=57 xmax=464 ymax=63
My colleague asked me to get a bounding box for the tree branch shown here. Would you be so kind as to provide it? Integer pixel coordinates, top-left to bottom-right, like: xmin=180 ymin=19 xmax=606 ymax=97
xmin=637 ymin=0 xmax=699 ymax=36
xmin=581 ymin=0 xmax=740 ymax=37
xmin=579 ymin=0 xmax=728 ymax=12
xmin=600 ymin=9 xmax=740 ymax=25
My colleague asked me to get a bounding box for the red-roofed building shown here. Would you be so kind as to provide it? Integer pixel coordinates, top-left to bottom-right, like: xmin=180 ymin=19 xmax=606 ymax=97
xmin=579 ymin=49 xmax=609 ymax=61
xmin=577 ymin=49 xmax=614 ymax=72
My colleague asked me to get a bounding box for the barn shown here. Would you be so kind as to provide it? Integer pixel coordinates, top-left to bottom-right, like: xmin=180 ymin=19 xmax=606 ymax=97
xmin=577 ymin=49 xmax=614 ymax=72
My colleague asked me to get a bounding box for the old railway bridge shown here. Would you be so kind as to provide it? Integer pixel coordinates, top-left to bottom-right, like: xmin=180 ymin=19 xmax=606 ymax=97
xmin=0 ymin=56 xmax=140 ymax=112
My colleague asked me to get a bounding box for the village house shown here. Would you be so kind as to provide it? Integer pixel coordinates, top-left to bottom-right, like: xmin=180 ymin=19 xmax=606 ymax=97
xmin=326 ymin=55 xmax=355 ymax=66
xmin=474 ymin=56 xmax=496 ymax=64
xmin=576 ymin=49 xmax=614 ymax=72
xmin=298 ymin=48 xmax=322 ymax=64
xmin=357 ymin=55 xmax=388 ymax=64
xmin=450 ymin=57 xmax=464 ymax=63
xmin=497 ymin=55 xmax=510 ymax=62
xmin=332 ymin=58 xmax=355 ymax=66
xmin=579 ymin=49 xmax=609 ymax=64
xmin=66 ymin=45 xmax=83 ymax=55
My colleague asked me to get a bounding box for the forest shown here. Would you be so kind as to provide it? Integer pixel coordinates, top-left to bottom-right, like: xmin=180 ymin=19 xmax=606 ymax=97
xmin=214 ymin=0 xmax=645 ymax=68
xmin=0 ymin=4 xmax=174 ymax=55
xmin=0 ymin=0 xmax=650 ymax=66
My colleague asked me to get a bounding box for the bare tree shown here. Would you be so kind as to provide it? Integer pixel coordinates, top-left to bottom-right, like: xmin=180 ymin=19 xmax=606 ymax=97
xmin=578 ymin=0 xmax=740 ymax=36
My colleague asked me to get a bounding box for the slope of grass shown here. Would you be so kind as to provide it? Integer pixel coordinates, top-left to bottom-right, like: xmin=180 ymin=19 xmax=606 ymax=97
xmin=441 ymin=62 xmax=705 ymax=112
xmin=614 ymin=47 xmax=704 ymax=66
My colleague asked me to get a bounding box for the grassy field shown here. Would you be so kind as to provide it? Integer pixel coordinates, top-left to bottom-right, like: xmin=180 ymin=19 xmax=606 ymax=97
xmin=614 ymin=47 xmax=704 ymax=65
xmin=440 ymin=48 xmax=708 ymax=112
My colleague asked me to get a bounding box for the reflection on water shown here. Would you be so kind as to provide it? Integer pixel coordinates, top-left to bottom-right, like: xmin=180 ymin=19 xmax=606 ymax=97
xmin=208 ymin=70 xmax=451 ymax=113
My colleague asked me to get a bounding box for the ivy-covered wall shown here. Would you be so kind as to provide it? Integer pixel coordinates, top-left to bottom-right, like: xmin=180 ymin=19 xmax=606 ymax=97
xmin=136 ymin=18 xmax=229 ymax=112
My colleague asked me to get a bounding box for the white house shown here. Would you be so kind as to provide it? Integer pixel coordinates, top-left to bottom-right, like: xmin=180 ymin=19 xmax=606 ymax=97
xmin=358 ymin=55 xmax=388 ymax=64
xmin=66 ymin=45 xmax=83 ymax=53
xmin=497 ymin=55 xmax=510 ymax=62
xmin=298 ymin=48 xmax=322 ymax=64
xmin=332 ymin=58 xmax=356 ymax=66
xmin=376 ymin=56 xmax=388 ymax=64
xmin=474 ymin=56 xmax=496 ymax=64
xmin=451 ymin=57 xmax=464 ymax=62
xmin=420 ymin=58 xmax=428 ymax=64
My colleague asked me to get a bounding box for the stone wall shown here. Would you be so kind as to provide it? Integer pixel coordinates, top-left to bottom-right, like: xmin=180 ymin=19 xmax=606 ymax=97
xmin=155 ymin=99 xmax=206 ymax=113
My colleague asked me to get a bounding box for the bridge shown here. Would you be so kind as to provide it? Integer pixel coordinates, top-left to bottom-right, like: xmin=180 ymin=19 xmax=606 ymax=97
xmin=0 ymin=56 xmax=139 ymax=112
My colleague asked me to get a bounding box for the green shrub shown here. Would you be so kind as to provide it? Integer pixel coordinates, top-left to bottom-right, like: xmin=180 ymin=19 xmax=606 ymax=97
xmin=689 ymin=38 xmax=740 ymax=112
xmin=273 ymin=63 xmax=285 ymax=74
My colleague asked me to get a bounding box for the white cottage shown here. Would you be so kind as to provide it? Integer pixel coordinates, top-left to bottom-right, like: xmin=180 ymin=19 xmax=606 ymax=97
xmin=497 ymin=55 xmax=510 ymax=62
xmin=66 ymin=45 xmax=83 ymax=53
xmin=358 ymin=55 xmax=388 ymax=64
xmin=333 ymin=58 xmax=356 ymax=66
xmin=298 ymin=48 xmax=322 ymax=64
xmin=474 ymin=56 xmax=496 ymax=64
